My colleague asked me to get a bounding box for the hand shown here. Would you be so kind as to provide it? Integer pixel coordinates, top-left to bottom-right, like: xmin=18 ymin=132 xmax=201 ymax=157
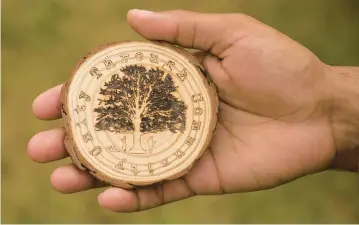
xmin=28 ymin=9 xmax=355 ymax=213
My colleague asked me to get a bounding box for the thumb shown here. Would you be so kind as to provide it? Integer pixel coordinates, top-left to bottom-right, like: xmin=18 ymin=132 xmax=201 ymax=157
xmin=126 ymin=9 xmax=246 ymax=57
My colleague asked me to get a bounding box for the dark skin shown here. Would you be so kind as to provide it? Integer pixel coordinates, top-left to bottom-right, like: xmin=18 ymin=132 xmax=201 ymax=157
xmin=28 ymin=10 xmax=359 ymax=213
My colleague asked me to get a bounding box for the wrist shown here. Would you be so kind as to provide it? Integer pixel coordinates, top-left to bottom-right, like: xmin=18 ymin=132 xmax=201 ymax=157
xmin=325 ymin=65 xmax=359 ymax=172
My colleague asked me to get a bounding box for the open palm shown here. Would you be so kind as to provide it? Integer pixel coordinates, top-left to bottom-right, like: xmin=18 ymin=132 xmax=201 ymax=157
xmin=28 ymin=10 xmax=336 ymax=212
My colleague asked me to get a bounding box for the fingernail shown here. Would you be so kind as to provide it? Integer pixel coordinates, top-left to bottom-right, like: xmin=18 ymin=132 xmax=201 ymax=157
xmin=130 ymin=9 xmax=155 ymax=15
xmin=98 ymin=191 xmax=105 ymax=200
xmin=98 ymin=189 xmax=110 ymax=202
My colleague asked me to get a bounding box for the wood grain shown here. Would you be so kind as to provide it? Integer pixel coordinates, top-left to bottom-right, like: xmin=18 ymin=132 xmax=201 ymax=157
xmin=60 ymin=40 xmax=219 ymax=188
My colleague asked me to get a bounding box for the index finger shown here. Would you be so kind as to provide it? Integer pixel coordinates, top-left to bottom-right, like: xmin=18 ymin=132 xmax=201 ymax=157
xmin=126 ymin=9 xmax=244 ymax=57
xmin=32 ymin=84 xmax=63 ymax=120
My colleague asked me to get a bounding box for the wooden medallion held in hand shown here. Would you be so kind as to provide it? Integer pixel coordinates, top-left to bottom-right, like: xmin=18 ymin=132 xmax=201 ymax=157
xmin=61 ymin=41 xmax=219 ymax=188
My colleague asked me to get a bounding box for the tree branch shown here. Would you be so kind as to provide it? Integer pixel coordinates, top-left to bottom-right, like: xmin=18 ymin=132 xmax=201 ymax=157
xmin=145 ymin=109 xmax=173 ymax=118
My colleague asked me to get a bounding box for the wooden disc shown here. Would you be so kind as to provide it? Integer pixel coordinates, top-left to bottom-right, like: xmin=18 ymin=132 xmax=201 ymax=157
xmin=61 ymin=41 xmax=219 ymax=188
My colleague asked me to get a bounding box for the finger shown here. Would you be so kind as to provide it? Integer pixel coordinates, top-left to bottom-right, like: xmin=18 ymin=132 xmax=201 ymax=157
xmin=191 ymin=50 xmax=224 ymax=78
xmin=97 ymin=149 xmax=225 ymax=213
xmin=192 ymin=50 xmax=229 ymax=94
xmin=51 ymin=164 xmax=106 ymax=194
xmin=192 ymin=50 xmax=207 ymax=64
xmin=32 ymin=84 xmax=63 ymax=120
xmin=28 ymin=127 xmax=68 ymax=163
xmin=98 ymin=178 xmax=194 ymax=213
xmin=127 ymin=9 xmax=247 ymax=57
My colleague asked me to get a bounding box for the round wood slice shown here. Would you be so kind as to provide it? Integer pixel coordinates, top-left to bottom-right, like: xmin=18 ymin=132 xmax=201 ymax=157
xmin=60 ymin=40 xmax=219 ymax=189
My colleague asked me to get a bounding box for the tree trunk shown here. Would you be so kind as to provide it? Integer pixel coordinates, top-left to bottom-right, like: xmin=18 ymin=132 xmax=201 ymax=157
xmin=128 ymin=118 xmax=146 ymax=154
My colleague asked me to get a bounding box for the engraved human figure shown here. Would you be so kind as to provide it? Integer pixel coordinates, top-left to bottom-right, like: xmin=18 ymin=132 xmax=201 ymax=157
xmin=147 ymin=136 xmax=156 ymax=154
xmin=121 ymin=136 xmax=128 ymax=152
xmin=94 ymin=65 xmax=187 ymax=154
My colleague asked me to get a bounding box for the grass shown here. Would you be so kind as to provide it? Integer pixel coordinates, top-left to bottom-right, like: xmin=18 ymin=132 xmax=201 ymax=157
xmin=2 ymin=0 xmax=359 ymax=223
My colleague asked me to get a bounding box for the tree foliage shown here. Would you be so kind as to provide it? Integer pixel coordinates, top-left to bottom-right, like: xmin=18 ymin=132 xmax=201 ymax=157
xmin=94 ymin=65 xmax=187 ymax=134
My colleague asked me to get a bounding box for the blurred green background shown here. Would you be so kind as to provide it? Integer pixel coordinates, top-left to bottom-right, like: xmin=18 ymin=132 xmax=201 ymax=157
xmin=2 ymin=0 xmax=359 ymax=223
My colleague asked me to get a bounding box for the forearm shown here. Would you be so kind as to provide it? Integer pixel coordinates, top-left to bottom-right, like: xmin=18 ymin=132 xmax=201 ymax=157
xmin=326 ymin=65 xmax=359 ymax=172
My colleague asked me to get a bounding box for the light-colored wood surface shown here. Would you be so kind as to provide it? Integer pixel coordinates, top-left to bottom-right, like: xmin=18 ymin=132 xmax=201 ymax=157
xmin=61 ymin=41 xmax=219 ymax=188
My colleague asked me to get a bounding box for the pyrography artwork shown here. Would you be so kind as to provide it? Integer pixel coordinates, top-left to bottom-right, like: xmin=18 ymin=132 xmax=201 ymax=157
xmin=61 ymin=41 xmax=219 ymax=188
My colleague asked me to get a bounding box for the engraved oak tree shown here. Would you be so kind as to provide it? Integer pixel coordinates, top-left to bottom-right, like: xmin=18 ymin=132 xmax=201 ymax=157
xmin=94 ymin=65 xmax=187 ymax=154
